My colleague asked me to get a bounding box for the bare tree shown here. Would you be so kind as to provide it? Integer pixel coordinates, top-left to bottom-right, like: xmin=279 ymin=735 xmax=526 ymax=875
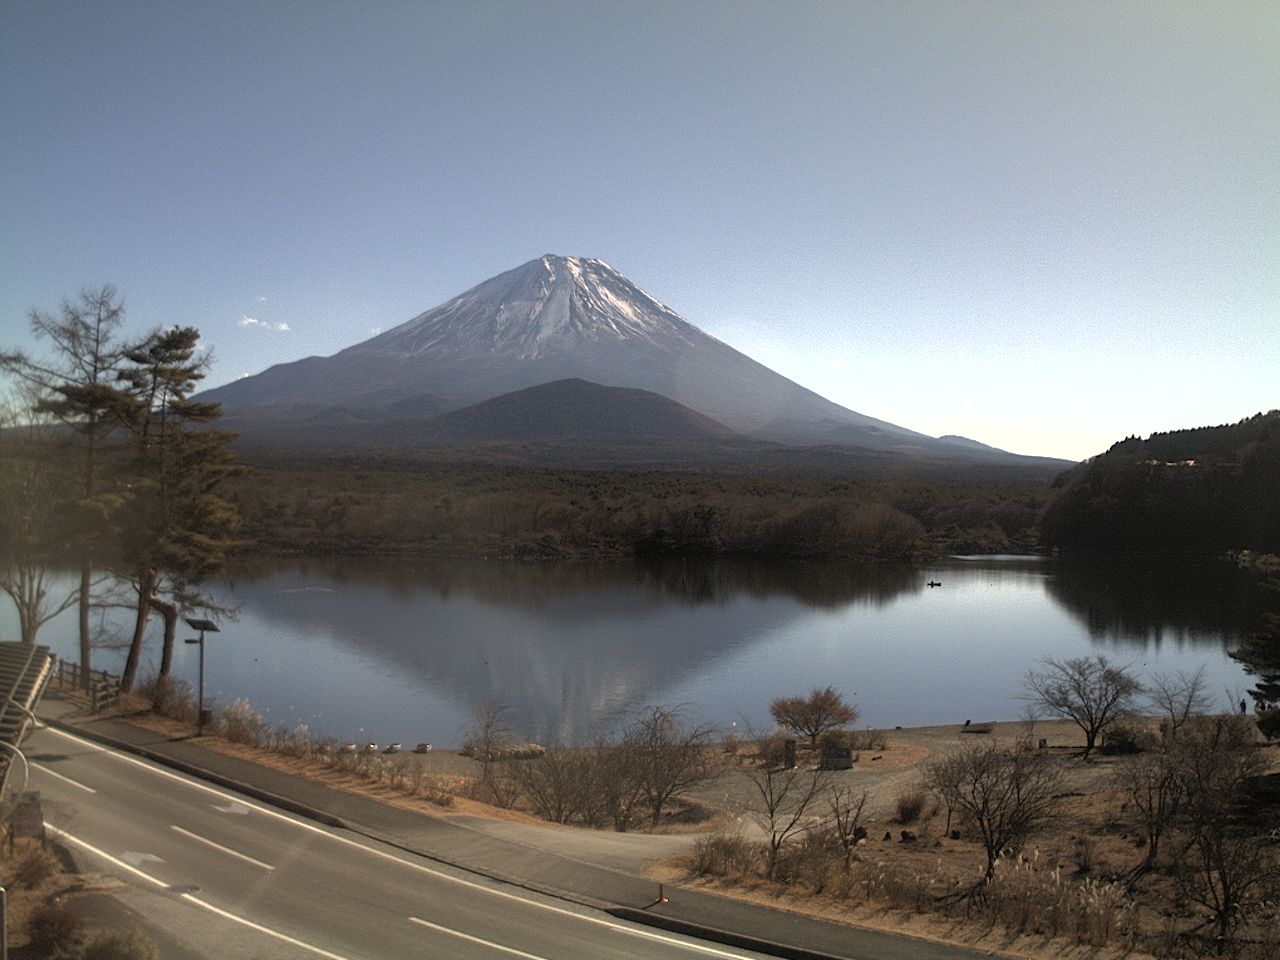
xmin=463 ymin=703 xmax=514 ymax=783
xmin=589 ymin=738 xmax=644 ymax=832
xmin=625 ymin=705 xmax=717 ymax=827
xmin=1116 ymin=748 xmax=1182 ymax=871
xmin=827 ymin=786 xmax=870 ymax=868
xmin=510 ymin=746 xmax=592 ymax=824
xmin=924 ymin=742 xmax=1062 ymax=881
xmin=741 ymin=729 xmax=827 ymax=879
xmin=1023 ymin=655 xmax=1143 ymax=758
xmin=1148 ymin=667 xmax=1212 ymax=739
xmin=1170 ymin=716 xmax=1277 ymax=945
xmin=769 ymin=687 xmax=858 ymax=748
xmin=0 ymin=420 xmax=77 ymax=644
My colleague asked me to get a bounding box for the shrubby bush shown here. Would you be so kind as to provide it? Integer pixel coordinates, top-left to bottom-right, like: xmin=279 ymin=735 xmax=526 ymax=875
xmin=83 ymin=928 xmax=161 ymax=960
xmin=26 ymin=901 xmax=83 ymax=952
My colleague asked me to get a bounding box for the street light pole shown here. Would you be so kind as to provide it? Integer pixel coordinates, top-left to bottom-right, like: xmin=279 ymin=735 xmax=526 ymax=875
xmin=183 ymin=618 xmax=220 ymax=736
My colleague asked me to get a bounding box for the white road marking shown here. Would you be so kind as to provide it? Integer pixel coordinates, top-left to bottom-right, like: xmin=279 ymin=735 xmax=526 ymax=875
xmin=122 ymin=851 xmax=165 ymax=868
xmin=171 ymin=824 xmax=274 ymax=871
xmin=45 ymin=726 xmax=757 ymax=958
xmin=46 ymin=824 xmax=352 ymax=960
xmin=180 ymin=892 xmax=353 ymax=960
xmin=31 ymin=760 xmax=97 ymax=793
xmin=213 ymin=801 xmax=251 ymax=815
xmin=409 ymin=916 xmax=549 ymax=959
xmin=47 ymin=825 xmax=168 ymax=890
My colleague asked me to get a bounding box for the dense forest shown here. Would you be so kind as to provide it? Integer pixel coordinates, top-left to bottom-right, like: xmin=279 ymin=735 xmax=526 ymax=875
xmin=1040 ymin=411 xmax=1280 ymax=554
xmin=226 ymin=454 xmax=1058 ymax=561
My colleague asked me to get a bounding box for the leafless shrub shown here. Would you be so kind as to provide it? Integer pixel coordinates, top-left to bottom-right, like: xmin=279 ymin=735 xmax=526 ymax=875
xmin=625 ymin=705 xmax=717 ymax=827
xmin=775 ymin=827 xmax=841 ymax=893
xmin=690 ymin=831 xmax=760 ymax=877
xmin=588 ymin=739 xmax=644 ymax=831
xmin=485 ymin=768 xmax=523 ymax=809
xmin=274 ymin=721 xmax=315 ymax=758
xmin=848 ymin=728 xmax=886 ymax=751
xmin=1170 ymin=715 xmax=1278 ymax=945
xmin=827 ymin=786 xmax=869 ymax=867
xmin=742 ymin=728 xmax=828 ymax=879
xmin=83 ymin=927 xmax=161 ymax=960
xmin=895 ymin=787 xmax=927 ymax=824
xmin=1072 ymin=835 xmax=1096 ymax=874
xmin=1115 ymin=747 xmax=1182 ymax=869
xmin=511 ymin=747 xmax=593 ymax=823
xmin=384 ymin=756 xmax=412 ymax=791
xmin=462 ymin=703 xmax=514 ymax=782
xmin=138 ymin=673 xmax=196 ymax=722
xmin=219 ymin=698 xmax=269 ymax=746
xmin=1148 ymin=667 xmax=1212 ymax=739
xmin=417 ymin=775 xmax=456 ymax=808
xmin=26 ymin=901 xmax=84 ymax=952
xmin=924 ymin=742 xmax=1062 ymax=880
xmin=13 ymin=848 xmax=57 ymax=888
xmin=1099 ymin=718 xmax=1151 ymax=755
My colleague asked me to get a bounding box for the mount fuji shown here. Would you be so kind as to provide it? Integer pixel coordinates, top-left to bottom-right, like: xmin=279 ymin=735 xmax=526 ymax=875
xmin=203 ymin=255 xmax=1041 ymax=462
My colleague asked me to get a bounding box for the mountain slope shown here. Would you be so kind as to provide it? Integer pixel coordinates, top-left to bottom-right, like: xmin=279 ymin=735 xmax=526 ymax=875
xmin=203 ymin=255 xmax=937 ymax=450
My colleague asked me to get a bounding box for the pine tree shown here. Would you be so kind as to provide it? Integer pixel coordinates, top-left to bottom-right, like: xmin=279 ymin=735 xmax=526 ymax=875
xmin=1 ymin=287 xmax=132 ymax=684
xmin=1230 ymin=579 xmax=1280 ymax=739
xmin=115 ymin=327 xmax=245 ymax=692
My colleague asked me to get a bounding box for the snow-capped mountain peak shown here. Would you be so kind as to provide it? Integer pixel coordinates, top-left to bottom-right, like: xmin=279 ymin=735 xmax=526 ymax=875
xmin=369 ymin=255 xmax=696 ymax=360
xmin=201 ymin=254 xmax=975 ymax=453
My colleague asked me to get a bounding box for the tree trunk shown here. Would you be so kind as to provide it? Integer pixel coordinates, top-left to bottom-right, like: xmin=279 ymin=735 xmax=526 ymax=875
xmin=121 ymin=567 xmax=157 ymax=692
xmin=152 ymin=593 xmax=177 ymax=678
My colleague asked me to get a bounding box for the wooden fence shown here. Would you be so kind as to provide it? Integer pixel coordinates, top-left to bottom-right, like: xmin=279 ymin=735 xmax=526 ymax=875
xmin=49 ymin=660 xmax=121 ymax=714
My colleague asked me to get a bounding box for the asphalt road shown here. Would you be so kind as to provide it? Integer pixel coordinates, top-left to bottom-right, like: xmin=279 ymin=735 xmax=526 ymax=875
xmin=27 ymin=724 xmax=778 ymax=960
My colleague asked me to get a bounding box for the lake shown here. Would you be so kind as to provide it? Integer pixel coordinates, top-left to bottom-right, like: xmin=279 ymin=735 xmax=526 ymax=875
xmin=6 ymin=555 xmax=1267 ymax=747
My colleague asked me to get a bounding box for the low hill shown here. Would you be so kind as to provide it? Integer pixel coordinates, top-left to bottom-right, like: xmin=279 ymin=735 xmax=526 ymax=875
xmin=422 ymin=378 xmax=743 ymax=443
xmin=225 ymin=379 xmax=775 ymax=467
xmin=1041 ymin=410 xmax=1280 ymax=554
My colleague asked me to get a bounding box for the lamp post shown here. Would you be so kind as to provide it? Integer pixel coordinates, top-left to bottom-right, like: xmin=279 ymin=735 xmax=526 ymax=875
xmin=184 ymin=618 xmax=220 ymax=736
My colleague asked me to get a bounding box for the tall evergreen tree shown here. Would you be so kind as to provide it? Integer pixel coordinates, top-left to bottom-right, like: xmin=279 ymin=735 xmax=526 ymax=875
xmin=115 ymin=327 xmax=244 ymax=692
xmin=1 ymin=287 xmax=132 ymax=685
xmin=1230 ymin=579 xmax=1280 ymax=739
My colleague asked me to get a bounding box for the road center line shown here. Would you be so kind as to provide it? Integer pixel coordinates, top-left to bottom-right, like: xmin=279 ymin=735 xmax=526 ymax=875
xmin=45 ymin=823 xmax=351 ymax=960
xmin=44 ymin=726 xmax=754 ymax=958
xmin=32 ymin=761 xmax=97 ymax=793
xmin=409 ymin=916 xmax=549 ymax=960
xmin=170 ymin=824 xmax=274 ymax=870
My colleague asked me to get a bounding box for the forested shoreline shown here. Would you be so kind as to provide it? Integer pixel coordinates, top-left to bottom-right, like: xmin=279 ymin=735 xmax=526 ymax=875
xmin=225 ymin=454 xmax=1056 ymax=561
xmin=1041 ymin=411 xmax=1280 ymax=555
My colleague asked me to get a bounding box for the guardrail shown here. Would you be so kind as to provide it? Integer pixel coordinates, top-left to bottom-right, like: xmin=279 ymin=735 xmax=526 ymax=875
xmin=49 ymin=660 xmax=121 ymax=714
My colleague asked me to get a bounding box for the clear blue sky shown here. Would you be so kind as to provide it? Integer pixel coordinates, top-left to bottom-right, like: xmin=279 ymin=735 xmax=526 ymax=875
xmin=2 ymin=1 xmax=1276 ymax=461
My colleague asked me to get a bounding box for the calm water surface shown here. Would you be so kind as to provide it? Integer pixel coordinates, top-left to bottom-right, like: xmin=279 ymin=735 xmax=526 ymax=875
xmin=8 ymin=555 xmax=1265 ymax=746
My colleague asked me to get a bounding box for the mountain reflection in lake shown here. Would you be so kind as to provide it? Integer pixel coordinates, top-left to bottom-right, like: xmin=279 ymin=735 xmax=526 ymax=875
xmin=8 ymin=556 xmax=1263 ymax=747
